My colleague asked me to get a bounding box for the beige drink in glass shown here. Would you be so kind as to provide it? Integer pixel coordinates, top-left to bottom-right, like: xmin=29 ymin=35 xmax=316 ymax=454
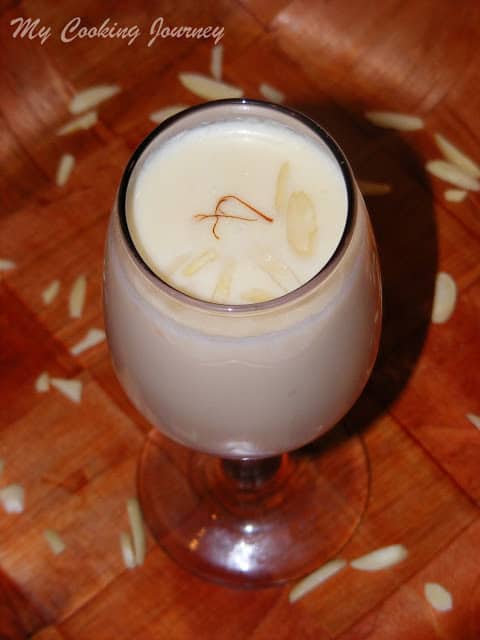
xmin=104 ymin=99 xmax=381 ymax=585
xmin=106 ymin=106 xmax=379 ymax=457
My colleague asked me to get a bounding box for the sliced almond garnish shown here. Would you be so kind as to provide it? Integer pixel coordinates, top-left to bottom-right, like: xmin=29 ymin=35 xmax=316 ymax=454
xmin=35 ymin=371 xmax=50 ymax=393
xmin=0 ymin=484 xmax=25 ymax=514
xmin=70 ymin=328 xmax=105 ymax=356
xmin=50 ymin=378 xmax=83 ymax=404
xmin=275 ymin=162 xmax=290 ymax=214
xmin=350 ymin=544 xmax=408 ymax=571
xmin=255 ymin=253 xmax=299 ymax=291
xmin=69 ymin=274 xmax=87 ymax=318
xmin=358 ymin=179 xmax=392 ymax=196
xmin=212 ymin=260 xmax=235 ymax=303
xmin=210 ymin=44 xmax=223 ymax=81
xmin=42 ymin=279 xmax=60 ymax=305
xmin=444 ymin=189 xmax=467 ymax=202
xmin=149 ymin=104 xmax=188 ymax=124
xmin=287 ymin=191 xmax=318 ymax=255
xmin=259 ymin=82 xmax=285 ymax=104
xmin=431 ymin=272 xmax=457 ymax=324
xmin=0 ymin=258 xmax=16 ymax=271
xmin=466 ymin=413 xmax=480 ymax=430
xmin=434 ymin=133 xmax=480 ymax=178
xmin=364 ymin=111 xmax=424 ymax=131
xmin=165 ymin=252 xmax=192 ymax=276
xmin=120 ymin=531 xmax=136 ymax=569
xmin=70 ymin=328 xmax=106 ymax=356
xmin=179 ymin=72 xmax=243 ymax=100
xmin=69 ymin=84 xmax=120 ymax=115
xmin=55 ymin=153 xmax=75 ymax=187
xmin=424 ymin=582 xmax=453 ymax=612
xmin=57 ymin=110 xmax=98 ymax=136
xmin=182 ymin=250 xmax=218 ymax=276
xmin=127 ymin=498 xmax=146 ymax=566
xmin=242 ymin=288 xmax=275 ymax=303
xmin=426 ymin=160 xmax=480 ymax=191
xmin=43 ymin=529 xmax=66 ymax=555
xmin=289 ymin=559 xmax=346 ymax=603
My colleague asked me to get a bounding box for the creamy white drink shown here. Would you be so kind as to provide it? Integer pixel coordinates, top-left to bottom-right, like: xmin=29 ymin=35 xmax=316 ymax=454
xmin=104 ymin=101 xmax=381 ymax=457
xmin=127 ymin=120 xmax=348 ymax=304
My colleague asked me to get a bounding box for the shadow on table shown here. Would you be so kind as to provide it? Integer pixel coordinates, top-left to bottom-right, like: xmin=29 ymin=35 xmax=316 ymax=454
xmin=291 ymin=100 xmax=437 ymax=437
xmin=0 ymin=569 xmax=44 ymax=639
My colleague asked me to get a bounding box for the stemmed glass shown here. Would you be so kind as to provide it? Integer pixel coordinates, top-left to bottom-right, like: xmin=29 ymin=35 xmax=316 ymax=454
xmin=104 ymin=99 xmax=382 ymax=587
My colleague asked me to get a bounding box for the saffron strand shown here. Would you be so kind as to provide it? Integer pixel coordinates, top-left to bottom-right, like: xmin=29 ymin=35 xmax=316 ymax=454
xmin=194 ymin=194 xmax=273 ymax=239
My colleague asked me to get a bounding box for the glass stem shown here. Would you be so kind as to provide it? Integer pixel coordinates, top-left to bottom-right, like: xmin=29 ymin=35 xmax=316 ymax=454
xmin=221 ymin=456 xmax=283 ymax=490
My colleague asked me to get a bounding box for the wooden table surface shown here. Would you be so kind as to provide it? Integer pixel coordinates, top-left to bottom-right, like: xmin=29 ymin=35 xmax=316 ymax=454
xmin=1 ymin=1 xmax=479 ymax=638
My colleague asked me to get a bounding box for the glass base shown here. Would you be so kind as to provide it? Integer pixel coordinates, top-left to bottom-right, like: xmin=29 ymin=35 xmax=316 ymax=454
xmin=138 ymin=425 xmax=369 ymax=588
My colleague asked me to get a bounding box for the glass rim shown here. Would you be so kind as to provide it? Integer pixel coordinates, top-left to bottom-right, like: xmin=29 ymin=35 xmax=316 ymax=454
xmin=117 ymin=98 xmax=357 ymax=313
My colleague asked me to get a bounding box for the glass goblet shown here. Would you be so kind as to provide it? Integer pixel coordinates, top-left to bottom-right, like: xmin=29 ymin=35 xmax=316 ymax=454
xmin=104 ymin=99 xmax=382 ymax=587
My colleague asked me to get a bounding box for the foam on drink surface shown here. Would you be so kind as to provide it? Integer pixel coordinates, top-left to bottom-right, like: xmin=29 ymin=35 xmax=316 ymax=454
xmin=127 ymin=119 xmax=348 ymax=304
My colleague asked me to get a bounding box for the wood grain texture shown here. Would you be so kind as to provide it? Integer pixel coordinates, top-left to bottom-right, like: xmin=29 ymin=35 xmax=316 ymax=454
xmin=1 ymin=1 xmax=479 ymax=638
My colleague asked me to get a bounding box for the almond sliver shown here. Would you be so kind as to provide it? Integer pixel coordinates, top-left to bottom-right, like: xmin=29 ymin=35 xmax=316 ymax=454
xmin=69 ymin=84 xmax=120 ymax=115
xmin=70 ymin=328 xmax=106 ymax=356
xmin=287 ymin=191 xmax=317 ymax=255
xmin=165 ymin=252 xmax=192 ymax=276
xmin=43 ymin=529 xmax=66 ymax=555
xmin=0 ymin=484 xmax=25 ymax=514
xmin=127 ymin=498 xmax=146 ymax=566
xmin=120 ymin=531 xmax=136 ymax=569
xmin=69 ymin=274 xmax=87 ymax=318
xmin=56 ymin=153 xmax=75 ymax=187
xmin=259 ymin=82 xmax=285 ymax=104
xmin=350 ymin=544 xmax=408 ymax=571
xmin=431 ymin=272 xmax=457 ymax=324
xmin=426 ymin=160 xmax=480 ymax=191
xmin=444 ymin=189 xmax=467 ymax=202
xmin=212 ymin=260 xmax=235 ymax=303
xmin=466 ymin=413 xmax=480 ymax=430
xmin=0 ymin=259 xmax=16 ymax=271
xmin=182 ymin=250 xmax=218 ymax=276
xmin=255 ymin=253 xmax=299 ymax=291
xmin=50 ymin=378 xmax=83 ymax=404
xmin=289 ymin=559 xmax=346 ymax=603
xmin=365 ymin=111 xmax=424 ymax=131
xmin=42 ymin=279 xmax=60 ymax=305
xmin=210 ymin=44 xmax=223 ymax=81
xmin=434 ymin=133 xmax=480 ymax=178
xmin=179 ymin=72 xmax=243 ymax=100
xmin=57 ymin=110 xmax=98 ymax=136
xmin=149 ymin=104 xmax=188 ymax=124
xmin=35 ymin=371 xmax=50 ymax=393
xmin=424 ymin=582 xmax=453 ymax=612
xmin=242 ymin=288 xmax=275 ymax=303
